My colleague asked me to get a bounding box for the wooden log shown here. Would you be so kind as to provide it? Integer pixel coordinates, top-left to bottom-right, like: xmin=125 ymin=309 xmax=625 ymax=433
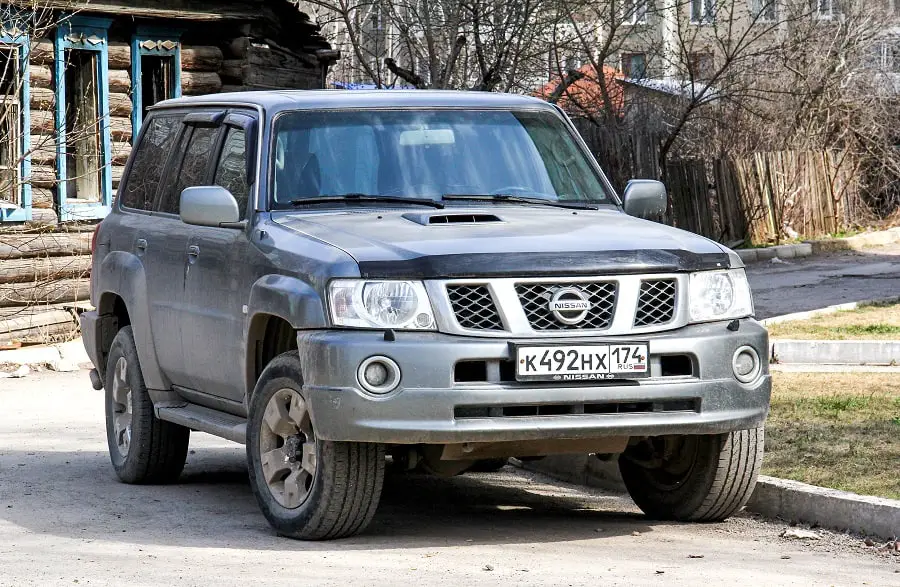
xmin=111 ymin=165 xmax=124 ymax=185
xmin=28 ymin=38 xmax=54 ymax=66
xmin=0 ymin=277 xmax=91 ymax=308
xmin=31 ymin=87 xmax=55 ymax=110
xmin=28 ymin=135 xmax=56 ymax=165
xmin=109 ymin=92 xmax=132 ymax=117
xmin=248 ymin=46 xmax=318 ymax=70
xmin=0 ymin=233 xmax=91 ymax=260
xmin=0 ymin=300 xmax=92 ymax=319
xmin=182 ymin=46 xmax=224 ymax=72
xmin=111 ymin=141 xmax=132 ymax=165
xmin=0 ymin=308 xmax=76 ymax=332
xmin=30 ymin=109 xmax=56 ymax=134
xmin=0 ymin=255 xmax=91 ymax=284
xmin=109 ymin=69 xmax=131 ymax=93
xmin=242 ymin=65 xmax=319 ymax=89
xmin=0 ymin=320 xmax=80 ymax=345
xmin=228 ymin=37 xmax=251 ymax=59
xmin=109 ymin=116 xmax=133 ymax=142
xmin=28 ymin=164 xmax=57 ymax=188
xmin=108 ymin=41 xmax=131 ymax=70
xmin=221 ymin=85 xmax=250 ymax=93
xmin=182 ymin=71 xmax=223 ymax=95
xmin=28 ymin=208 xmax=58 ymax=227
xmin=31 ymin=64 xmax=53 ymax=89
xmin=220 ymin=59 xmax=243 ymax=83
xmin=32 ymin=187 xmax=54 ymax=209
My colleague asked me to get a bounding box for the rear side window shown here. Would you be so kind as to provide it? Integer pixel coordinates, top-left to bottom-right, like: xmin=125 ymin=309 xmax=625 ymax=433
xmin=120 ymin=115 xmax=179 ymax=210
xmin=214 ymin=127 xmax=249 ymax=219
xmin=156 ymin=125 xmax=221 ymax=215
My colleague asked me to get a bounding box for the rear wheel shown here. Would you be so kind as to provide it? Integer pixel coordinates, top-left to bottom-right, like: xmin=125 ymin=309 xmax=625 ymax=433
xmin=105 ymin=326 xmax=190 ymax=484
xmin=246 ymin=352 xmax=385 ymax=540
xmin=618 ymin=427 xmax=764 ymax=522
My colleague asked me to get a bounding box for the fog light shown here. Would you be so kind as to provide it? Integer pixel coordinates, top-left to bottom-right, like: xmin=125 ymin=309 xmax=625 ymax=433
xmin=357 ymin=356 xmax=401 ymax=394
xmin=732 ymin=346 xmax=761 ymax=383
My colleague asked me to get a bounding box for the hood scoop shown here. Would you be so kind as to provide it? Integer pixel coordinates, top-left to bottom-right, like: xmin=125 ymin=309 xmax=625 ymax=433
xmin=403 ymin=212 xmax=503 ymax=226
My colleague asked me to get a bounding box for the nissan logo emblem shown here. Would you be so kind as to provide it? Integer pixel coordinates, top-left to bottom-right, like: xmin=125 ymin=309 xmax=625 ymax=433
xmin=548 ymin=287 xmax=592 ymax=325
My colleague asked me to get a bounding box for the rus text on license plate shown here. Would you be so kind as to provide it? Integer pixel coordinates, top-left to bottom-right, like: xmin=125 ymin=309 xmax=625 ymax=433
xmin=514 ymin=343 xmax=650 ymax=382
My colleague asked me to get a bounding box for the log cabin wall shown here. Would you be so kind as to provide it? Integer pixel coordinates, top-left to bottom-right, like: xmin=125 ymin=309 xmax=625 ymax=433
xmin=0 ymin=1 xmax=333 ymax=348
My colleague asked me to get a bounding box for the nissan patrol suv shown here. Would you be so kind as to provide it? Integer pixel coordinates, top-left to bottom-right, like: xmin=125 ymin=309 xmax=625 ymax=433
xmin=81 ymin=90 xmax=769 ymax=540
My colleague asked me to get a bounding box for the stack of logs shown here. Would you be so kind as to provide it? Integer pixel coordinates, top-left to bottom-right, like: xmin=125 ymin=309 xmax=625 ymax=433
xmin=0 ymin=228 xmax=92 ymax=348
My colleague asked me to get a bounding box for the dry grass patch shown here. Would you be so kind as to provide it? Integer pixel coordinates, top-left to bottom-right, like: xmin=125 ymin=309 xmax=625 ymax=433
xmin=763 ymin=372 xmax=900 ymax=499
xmin=767 ymin=302 xmax=900 ymax=340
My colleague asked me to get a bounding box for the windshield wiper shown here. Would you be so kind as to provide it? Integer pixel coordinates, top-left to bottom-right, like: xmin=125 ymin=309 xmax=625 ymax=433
xmin=442 ymin=193 xmax=598 ymax=210
xmin=291 ymin=194 xmax=444 ymax=208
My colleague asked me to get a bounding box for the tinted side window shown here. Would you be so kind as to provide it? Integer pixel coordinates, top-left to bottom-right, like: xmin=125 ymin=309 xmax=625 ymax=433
xmin=120 ymin=115 xmax=179 ymax=210
xmin=214 ymin=127 xmax=249 ymax=219
xmin=156 ymin=125 xmax=221 ymax=215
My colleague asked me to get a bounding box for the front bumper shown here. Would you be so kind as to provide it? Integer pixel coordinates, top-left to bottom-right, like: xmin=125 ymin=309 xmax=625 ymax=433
xmin=298 ymin=319 xmax=770 ymax=444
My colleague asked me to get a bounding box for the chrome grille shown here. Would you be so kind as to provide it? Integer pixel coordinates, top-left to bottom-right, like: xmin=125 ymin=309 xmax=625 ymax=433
xmin=634 ymin=279 xmax=677 ymax=327
xmin=446 ymin=285 xmax=504 ymax=331
xmin=515 ymin=282 xmax=617 ymax=330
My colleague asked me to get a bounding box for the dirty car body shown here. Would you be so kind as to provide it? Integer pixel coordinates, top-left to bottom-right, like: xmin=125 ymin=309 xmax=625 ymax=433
xmin=82 ymin=90 xmax=770 ymax=539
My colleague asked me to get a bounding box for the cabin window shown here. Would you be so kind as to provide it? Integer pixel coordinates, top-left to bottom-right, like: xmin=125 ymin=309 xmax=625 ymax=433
xmin=63 ymin=49 xmax=101 ymax=201
xmin=54 ymin=16 xmax=113 ymax=221
xmin=0 ymin=45 xmax=22 ymax=206
xmin=131 ymin=31 xmax=182 ymax=133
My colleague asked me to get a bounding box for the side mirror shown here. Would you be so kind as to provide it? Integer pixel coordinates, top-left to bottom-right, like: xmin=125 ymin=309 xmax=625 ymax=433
xmin=180 ymin=186 xmax=240 ymax=227
xmin=622 ymin=179 xmax=667 ymax=220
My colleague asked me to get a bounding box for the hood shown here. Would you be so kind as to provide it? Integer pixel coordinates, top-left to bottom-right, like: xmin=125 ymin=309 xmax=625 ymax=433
xmin=274 ymin=207 xmax=730 ymax=278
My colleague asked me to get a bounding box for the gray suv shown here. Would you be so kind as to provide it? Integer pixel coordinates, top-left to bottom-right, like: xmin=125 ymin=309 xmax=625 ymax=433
xmin=81 ymin=90 xmax=770 ymax=540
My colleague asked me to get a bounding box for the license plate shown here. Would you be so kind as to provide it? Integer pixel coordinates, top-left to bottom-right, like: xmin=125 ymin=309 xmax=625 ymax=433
xmin=514 ymin=343 xmax=650 ymax=382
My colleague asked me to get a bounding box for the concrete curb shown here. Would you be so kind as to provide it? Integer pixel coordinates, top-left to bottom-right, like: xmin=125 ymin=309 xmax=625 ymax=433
xmin=737 ymin=226 xmax=900 ymax=264
xmin=0 ymin=338 xmax=90 ymax=372
xmin=747 ymin=476 xmax=900 ymax=541
xmin=518 ymin=456 xmax=900 ymax=540
xmin=770 ymin=339 xmax=900 ymax=365
xmin=761 ymin=296 xmax=900 ymax=327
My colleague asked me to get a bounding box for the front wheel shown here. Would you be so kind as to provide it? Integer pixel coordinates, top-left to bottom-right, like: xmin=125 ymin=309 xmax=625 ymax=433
xmin=618 ymin=426 xmax=764 ymax=522
xmin=246 ymin=352 xmax=385 ymax=540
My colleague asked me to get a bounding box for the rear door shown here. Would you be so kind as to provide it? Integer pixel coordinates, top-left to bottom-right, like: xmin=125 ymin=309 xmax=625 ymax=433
xmin=148 ymin=110 xmax=225 ymax=388
xmin=180 ymin=111 xmax=256 ymax=401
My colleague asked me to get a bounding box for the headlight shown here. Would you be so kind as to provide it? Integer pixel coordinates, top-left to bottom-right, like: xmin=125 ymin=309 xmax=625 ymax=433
xmin=328 ymin=279 xmax=436 ymax=330
xmin=688 ymin=269 xmax=753 ymax=323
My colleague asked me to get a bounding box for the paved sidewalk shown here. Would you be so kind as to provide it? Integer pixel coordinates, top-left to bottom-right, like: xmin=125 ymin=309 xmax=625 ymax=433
xmin=745 ymin=244 xmax=900 ymax=319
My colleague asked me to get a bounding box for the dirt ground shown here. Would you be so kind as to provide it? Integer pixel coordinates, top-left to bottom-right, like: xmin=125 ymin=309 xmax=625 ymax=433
xmin=0 ymin=370 xmax=897 ymax=586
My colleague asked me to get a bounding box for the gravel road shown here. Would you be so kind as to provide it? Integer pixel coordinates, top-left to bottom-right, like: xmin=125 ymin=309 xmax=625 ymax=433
xmin=1 ymin=371 xmax=897 ymax=586
xmin=745 ymin=243 xmax=900 ymax=319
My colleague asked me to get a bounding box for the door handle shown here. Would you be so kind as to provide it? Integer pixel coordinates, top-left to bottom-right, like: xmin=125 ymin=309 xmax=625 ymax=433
xmin=135 ymin=238 xmax=147 ymax=252
xmin=187 ymin=245 xmax=200 ymax=261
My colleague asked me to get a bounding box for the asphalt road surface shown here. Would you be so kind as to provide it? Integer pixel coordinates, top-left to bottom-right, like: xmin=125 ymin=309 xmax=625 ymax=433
xmin=1 ymin=371 xmax=897 ymax=586
xmin=745 ymin=243 xmax=900 ymax=319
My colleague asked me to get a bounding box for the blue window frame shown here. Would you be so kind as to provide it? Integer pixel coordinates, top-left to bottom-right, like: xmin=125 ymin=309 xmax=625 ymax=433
xmin=54 ymin=15 xmax=113 ymax=221
xmin=131 ymin=27 xmax=182 ymax=133
xmin=0 ymin=14 xmax=30 ymax=222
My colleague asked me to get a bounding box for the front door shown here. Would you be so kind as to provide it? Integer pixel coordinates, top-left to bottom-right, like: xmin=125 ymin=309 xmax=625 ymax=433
xmin=180 ymin=116 xmax=256 ymax=401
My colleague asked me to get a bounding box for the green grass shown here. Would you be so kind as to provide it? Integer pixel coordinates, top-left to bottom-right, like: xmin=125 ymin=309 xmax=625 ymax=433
xmin=763 ymin=373 xmax=900 ymax=499
xmin=767 ymin=302 xmax=900 ymax=340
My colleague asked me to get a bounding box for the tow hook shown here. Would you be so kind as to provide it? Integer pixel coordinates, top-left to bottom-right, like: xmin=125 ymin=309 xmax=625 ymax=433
xmin=89 ymin=368 xmax=103 ymax=390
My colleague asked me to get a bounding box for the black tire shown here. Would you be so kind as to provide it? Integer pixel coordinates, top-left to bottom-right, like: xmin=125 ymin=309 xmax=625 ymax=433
xmin=467 ymin=458 xmax=509 ymax=473
xmin=618 ymin=426 xmax=764 ymax=522
xmin=246 ymin=351 xmax=385 ymax=540
xmin=105 ymin=326 xmax=190 ymax=484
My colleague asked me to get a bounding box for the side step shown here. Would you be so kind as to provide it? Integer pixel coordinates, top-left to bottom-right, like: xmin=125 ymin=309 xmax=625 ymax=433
xmin=156 ymin=403 xmax=247 ymax=444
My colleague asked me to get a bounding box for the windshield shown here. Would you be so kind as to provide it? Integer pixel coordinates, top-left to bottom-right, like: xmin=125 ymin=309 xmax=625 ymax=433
xmin=270 ymin=109 xmax=613 ymax=207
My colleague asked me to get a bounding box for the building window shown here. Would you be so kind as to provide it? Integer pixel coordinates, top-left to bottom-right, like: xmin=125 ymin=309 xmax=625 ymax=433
xmin=0 ymin=19 xmax=30 ymax=222
xmin=751 ymin=0 xmax=777 ymax=21
xmin=623 ymin=0 xmax=649 ymax=25
xmin=691 ymin=0 xmax=716 ymax=23
xmin=814 ymin=0 xmax=841 ymax=20
xmin=688 ymin=52 xmax=715 ymax=79
xmin=874 ymin=38 xmax=900 ymax=73
xmin=621 ymin=53 xmax=647 ymax=79
xmin=131 ymin=28 xmax=182 ymax=133
xmin=54 ymin=16 xmax=113 ymax=221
